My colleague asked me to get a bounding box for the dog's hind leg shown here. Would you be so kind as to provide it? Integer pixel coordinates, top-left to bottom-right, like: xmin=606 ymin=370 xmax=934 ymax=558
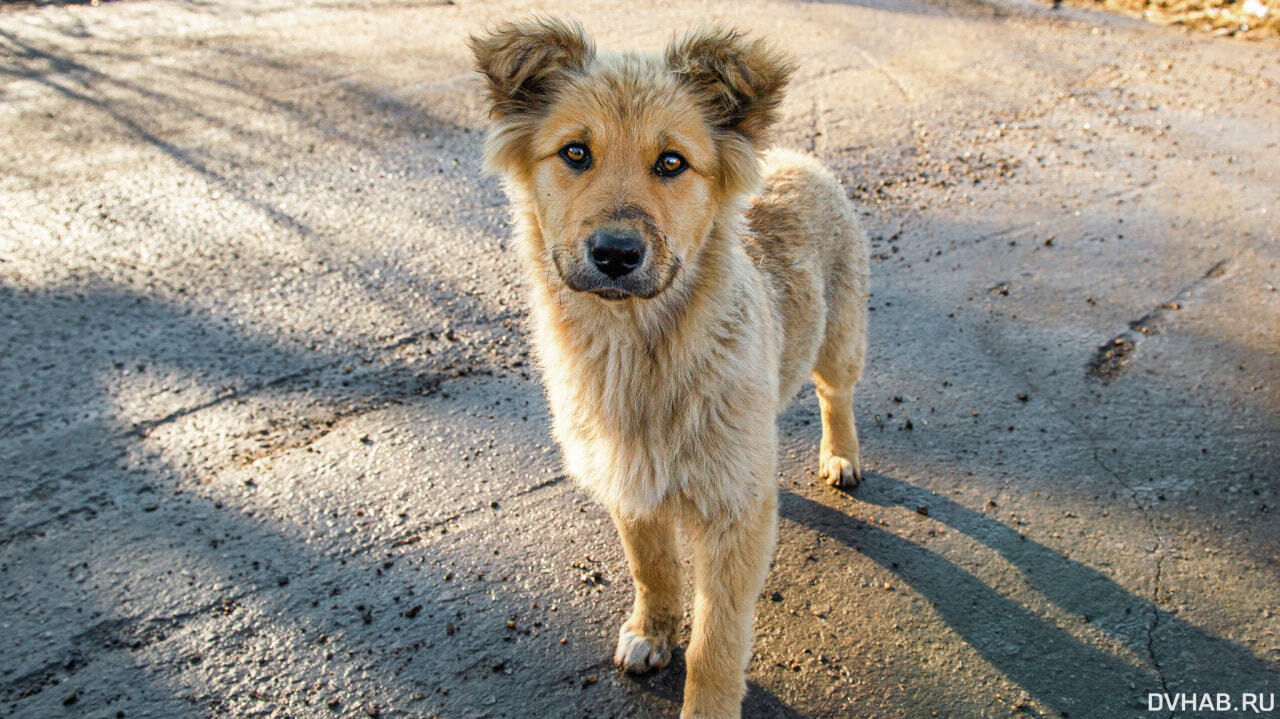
xmin=611 ymin=507 xmax=682 ymax=673
xmin=812 ymin=268 xmax=867 ymax=487
xmin=681 ymin=492 xmax=777 ymax=718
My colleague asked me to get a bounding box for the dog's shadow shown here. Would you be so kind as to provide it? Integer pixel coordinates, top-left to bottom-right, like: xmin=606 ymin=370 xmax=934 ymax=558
xmin=786 ymin=471 xmax=1276 ymax=717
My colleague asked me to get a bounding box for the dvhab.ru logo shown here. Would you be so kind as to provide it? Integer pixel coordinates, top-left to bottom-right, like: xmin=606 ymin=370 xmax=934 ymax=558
xmin=1147 ymin=693 xmax=1276 ymax=713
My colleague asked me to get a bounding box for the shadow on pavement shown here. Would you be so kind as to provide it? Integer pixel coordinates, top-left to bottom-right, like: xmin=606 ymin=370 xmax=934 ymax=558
xmin=782 ymin=479 xmax=1277 ymax=718
xmin=0 ymin=281 xmax=649 ymax=716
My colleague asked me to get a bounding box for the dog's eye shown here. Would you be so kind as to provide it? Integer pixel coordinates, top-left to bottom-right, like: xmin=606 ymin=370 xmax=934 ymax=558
xmin=559 ymin=143 xmax=591 ymax=170
xmin=655 ymin=152 xmax=686 ymax=177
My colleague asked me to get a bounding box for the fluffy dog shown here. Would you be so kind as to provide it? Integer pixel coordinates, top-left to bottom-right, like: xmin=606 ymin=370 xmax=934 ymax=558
xmin=470 ymin=19 xmax=869 ymax=718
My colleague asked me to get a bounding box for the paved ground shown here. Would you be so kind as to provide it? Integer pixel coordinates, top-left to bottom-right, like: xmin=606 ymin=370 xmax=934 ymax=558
xmin=1 ymin=1 xmax=1277 ymax=717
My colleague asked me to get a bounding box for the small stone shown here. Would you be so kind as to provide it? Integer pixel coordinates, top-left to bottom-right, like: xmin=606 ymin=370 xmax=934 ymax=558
xmin=445 ymin=622 xmax=456 ymax=636
xmin=770 ymin=591 xmax=783 ymax=602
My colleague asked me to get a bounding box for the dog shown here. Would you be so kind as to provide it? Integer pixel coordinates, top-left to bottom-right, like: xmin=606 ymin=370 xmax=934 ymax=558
xmin=470 ymin=19 xmax=869 ymax=718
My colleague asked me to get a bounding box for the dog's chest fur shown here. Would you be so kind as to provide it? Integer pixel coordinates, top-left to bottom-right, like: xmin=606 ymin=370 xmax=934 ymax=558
xmin=527 ymin=229 xmax=791 ymax=519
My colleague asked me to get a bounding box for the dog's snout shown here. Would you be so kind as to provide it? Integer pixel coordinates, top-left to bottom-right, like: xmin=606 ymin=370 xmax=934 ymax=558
xmin=588 ymin=231 xmax=645 ymax=279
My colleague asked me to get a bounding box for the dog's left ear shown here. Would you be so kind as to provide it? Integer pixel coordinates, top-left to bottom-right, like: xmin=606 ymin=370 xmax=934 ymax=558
xmin=666 ymin=28 xmax=793 ymax=149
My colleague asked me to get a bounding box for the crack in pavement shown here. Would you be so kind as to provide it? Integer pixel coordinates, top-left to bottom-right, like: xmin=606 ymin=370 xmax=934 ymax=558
xmin=1146 ymin=551 xmax=1174 ymax=719
xmin=1088 ymin=446 xmax=1173 ymax=699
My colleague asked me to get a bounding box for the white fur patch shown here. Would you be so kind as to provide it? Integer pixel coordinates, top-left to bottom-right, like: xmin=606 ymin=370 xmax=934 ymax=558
xmin=614 ymin=628 xmax=672 ymax=673
xmin=821 ymin=455 xmax=859 ymax=487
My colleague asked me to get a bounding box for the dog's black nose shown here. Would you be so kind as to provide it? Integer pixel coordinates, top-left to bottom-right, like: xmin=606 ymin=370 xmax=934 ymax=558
xmin=588 ymin=231 xmax=644 ymax=279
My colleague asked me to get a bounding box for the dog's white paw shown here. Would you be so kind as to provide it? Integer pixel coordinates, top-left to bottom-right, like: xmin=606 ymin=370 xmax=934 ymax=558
xmin=821 ymin=455 xmax=861 ymax=488
xmin=614 ymin=627 xmax=671 ymax=673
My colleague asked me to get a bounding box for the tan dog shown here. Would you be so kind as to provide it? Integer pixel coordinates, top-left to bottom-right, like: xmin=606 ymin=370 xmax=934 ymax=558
xmin=470 ymin=19 xmax=868 ymax=718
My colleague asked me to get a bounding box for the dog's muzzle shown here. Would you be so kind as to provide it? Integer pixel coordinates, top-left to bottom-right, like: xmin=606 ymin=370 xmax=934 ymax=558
xmin=552 ymin=226 xmax=671 ymax=300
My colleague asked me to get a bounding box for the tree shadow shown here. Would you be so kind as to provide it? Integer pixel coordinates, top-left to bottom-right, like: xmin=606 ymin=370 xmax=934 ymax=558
xmin=0 ymin=19 xmax=520 ymax=369
xmin=0 ymin=25 xmax=479 ymax=238
xmin=0 ymin=280 xmax=669 ymax=717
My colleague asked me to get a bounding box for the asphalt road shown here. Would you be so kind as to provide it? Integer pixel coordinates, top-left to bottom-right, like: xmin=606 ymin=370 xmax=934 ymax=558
xmin=1 ymin=1 xmax=1277 ymax=717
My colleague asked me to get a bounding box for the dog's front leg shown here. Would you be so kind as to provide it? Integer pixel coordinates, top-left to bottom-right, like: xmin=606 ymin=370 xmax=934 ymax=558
xmin=680 ymin=490 xmax=778 ymax=719
xmin=611 ymin=507 xmax=682 ymax=673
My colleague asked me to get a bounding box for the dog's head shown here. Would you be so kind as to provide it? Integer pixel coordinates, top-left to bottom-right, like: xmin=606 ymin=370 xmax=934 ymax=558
xmin=470 ymin=19 xmax=792 ymax=301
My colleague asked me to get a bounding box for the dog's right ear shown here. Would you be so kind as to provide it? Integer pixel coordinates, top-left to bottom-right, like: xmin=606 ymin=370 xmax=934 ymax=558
xmin=468 ymin=18 xmax=595 ymax=120
xmin=665 ymin=28 xmax=792 ymax=150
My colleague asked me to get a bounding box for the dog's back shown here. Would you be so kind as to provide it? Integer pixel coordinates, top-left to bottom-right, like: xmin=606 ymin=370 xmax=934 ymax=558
xmin=745 ymin=149 xmax=870 ymax=407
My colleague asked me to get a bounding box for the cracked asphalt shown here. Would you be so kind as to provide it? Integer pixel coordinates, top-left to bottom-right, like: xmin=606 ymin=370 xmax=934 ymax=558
xmin=1 ymin=1 xmax=1277 ymax=717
